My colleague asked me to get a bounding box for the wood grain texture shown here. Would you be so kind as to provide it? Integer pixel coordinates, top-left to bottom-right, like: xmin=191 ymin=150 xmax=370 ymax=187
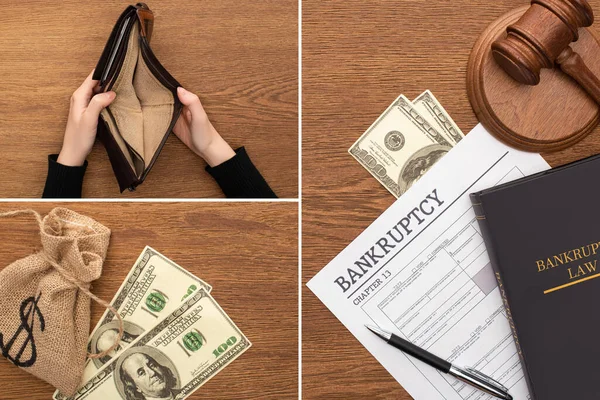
xmin=302 ymin=0 xmax=600 ymax=398
xmin=0 ymin=0 xmax=298 ymax=198
xmin=0 ymin=202 xmax=298 ymax=399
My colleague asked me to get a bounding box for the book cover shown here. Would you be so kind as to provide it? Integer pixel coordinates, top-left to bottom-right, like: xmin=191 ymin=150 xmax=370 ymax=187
xmin=470 ymin=153 xmax=600 ymax=400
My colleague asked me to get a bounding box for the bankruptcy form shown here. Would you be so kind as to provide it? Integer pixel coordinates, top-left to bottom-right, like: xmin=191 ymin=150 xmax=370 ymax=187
xmin=308 ymin=125 xmax=550 ymax=400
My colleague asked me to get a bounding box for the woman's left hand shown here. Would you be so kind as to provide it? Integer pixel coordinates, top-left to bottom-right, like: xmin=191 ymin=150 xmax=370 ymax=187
xmin=57 ymin=70 xmax=116 ymax=166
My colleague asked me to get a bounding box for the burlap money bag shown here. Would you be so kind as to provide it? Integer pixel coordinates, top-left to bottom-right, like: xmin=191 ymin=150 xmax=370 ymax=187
xmin=0 ymin=208 xmax=123 ymax=396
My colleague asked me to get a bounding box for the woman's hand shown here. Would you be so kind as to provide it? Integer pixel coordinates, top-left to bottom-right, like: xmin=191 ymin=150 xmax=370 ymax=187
xmin=57 ymin=70 xmax=116 ymax=167
xmin=173 ymin=87 xmax=235 ymax=167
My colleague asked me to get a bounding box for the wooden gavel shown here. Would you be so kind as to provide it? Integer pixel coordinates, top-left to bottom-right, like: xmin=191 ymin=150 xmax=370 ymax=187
xmin=492 ymin=0 xmax=600 ymax=104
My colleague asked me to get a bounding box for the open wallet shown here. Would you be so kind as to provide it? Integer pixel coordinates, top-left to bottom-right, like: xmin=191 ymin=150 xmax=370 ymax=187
xmin=93 ymin=3 xmax=182 ymax=192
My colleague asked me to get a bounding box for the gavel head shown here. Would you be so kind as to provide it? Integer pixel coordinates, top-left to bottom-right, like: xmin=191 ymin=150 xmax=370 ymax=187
xmin=491 ymin=0 xmax=594 ymax=85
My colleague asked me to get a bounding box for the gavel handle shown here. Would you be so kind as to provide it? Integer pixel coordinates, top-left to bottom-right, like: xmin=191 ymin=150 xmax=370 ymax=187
xmin=556 ymin=46 xmax=600 ymax=105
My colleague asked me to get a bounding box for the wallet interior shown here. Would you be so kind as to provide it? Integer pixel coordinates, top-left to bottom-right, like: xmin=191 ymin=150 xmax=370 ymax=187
xmin=100 ymin=20 xmax=174 ymax=177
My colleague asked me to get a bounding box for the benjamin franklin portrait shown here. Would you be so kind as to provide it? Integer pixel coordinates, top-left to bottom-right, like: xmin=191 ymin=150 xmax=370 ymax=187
xmin=114 ymin=347 xmax=181 ymax=400
xmin=91 ymin=320 xmax=144 ymax=367
xmin=399 ymin=145 xmax=449 ymax=194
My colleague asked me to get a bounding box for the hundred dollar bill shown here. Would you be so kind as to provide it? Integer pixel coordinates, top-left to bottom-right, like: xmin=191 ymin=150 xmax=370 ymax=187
xmin=413 ymin=90 xmax=464 ymax=145
xmin=349 ymin=94 xmax=452 ymax=197
xmin=57 ymin=246 xmax=213 ymax=397
xmin=56 ymin=289 xmax=250 ymax=400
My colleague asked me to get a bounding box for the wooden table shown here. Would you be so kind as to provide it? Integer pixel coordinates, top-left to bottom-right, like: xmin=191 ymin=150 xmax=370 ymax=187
xmin=0 ymin=202 xmax=298 ymax=399
xmin=302 ymin=0 xmax=600 ymax=398
xmin=0 ymin=0 xmax=298 ymax=198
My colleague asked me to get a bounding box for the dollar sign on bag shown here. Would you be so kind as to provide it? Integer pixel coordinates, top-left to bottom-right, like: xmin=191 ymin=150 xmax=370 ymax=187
xmin=0 ymin=293 xmax=45 ymax=367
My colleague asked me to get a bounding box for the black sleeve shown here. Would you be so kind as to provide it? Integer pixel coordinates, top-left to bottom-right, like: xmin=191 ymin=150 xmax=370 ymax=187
xmin=206 ymin=147 xmax=277 ymax=198
xmin=42 ymin=154 xmax=87 ymax=198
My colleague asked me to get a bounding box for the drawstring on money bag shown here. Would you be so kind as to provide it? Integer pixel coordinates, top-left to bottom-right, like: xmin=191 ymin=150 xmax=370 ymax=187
xmin=0 ymin=209 xmax=123 ymax=360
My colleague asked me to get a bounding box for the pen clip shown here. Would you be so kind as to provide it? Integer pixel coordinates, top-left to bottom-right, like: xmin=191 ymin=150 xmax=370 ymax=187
xmin=464 ymin=367 xmax=508 ymax=392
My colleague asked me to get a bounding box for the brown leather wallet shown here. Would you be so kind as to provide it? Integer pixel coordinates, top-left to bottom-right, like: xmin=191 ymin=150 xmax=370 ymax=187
xmin=93 ymin=3 xmax=182 ymax=192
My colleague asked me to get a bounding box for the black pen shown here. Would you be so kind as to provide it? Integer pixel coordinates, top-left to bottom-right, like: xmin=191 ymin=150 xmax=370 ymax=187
xmin=365 ymin=325 xmax=513 ymax=400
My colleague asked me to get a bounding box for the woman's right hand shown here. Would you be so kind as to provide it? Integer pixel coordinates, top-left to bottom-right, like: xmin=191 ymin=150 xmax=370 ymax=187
xmin=173 ymin=87 xmax=235 ymax=167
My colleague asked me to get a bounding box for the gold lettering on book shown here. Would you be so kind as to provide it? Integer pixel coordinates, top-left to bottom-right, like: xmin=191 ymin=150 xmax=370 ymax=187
xmin=536 ymin=241 xmax=600 ymax=272
xmin=537 ymin=240 xmax=600 ymax=294
xmin=495 ymin=272 xmax=522 ymax=357
xmin=568 ymin=260 xmax=597 ymax=280
xmin=535 ymin=242 xmax=600 ymax=272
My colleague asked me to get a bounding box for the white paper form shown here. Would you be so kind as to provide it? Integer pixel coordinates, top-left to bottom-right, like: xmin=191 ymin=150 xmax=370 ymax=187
xmin=307 ymin=125 xmax=550 ymax=400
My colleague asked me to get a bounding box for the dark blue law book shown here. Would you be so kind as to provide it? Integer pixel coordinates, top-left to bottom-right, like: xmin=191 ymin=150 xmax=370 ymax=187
xmin=470 ymin=153 xmax=600 ymax=400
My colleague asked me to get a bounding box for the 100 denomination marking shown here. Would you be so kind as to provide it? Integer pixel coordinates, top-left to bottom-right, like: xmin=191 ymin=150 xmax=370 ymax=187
xmin=213 ymin=336 xmax=238 ymax=357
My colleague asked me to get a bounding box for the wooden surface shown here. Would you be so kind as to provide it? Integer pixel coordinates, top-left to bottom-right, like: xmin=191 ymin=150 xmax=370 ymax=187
xmin=468 ymin=6 xmax=600 ymax=151
xmin=0 ymin=0 xmax=298 ymax=198
xmin=302 ymin=0 xmax=600 ymax=399
xmin=0 ymin=202 xmax=298 ymax=399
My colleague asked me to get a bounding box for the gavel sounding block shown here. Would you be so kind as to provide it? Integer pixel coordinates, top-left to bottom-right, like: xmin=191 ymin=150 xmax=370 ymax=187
xmin=467 ymin=6 xmax=600 ymax=152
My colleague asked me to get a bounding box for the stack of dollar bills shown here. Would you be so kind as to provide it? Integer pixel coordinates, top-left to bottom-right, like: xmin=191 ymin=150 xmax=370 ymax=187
xmin=349 ymin=90 xmax=464 ymax=198
xmin=54 ymin=246 xmax=250 ymax=400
